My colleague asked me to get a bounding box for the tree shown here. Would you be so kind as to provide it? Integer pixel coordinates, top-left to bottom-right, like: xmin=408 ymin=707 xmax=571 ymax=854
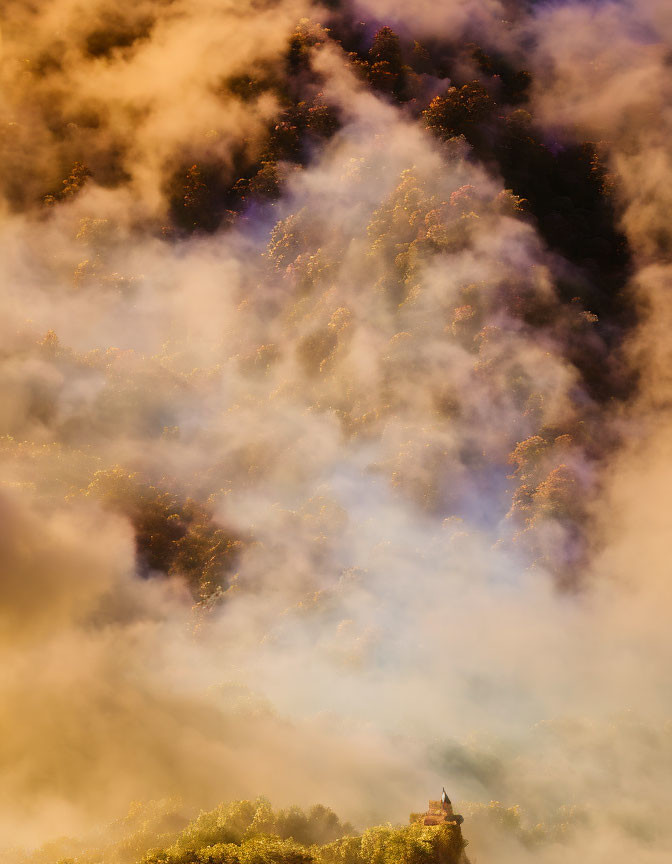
xmin=423 ymin=82 xmax=493 ymax=140
xmin=367 ymin=27 xmax=405 ymax=96
xmin=369 ymin=27 xmax=402 ymax=74
xmin=44 ymin=161 xmax=92 ymax=205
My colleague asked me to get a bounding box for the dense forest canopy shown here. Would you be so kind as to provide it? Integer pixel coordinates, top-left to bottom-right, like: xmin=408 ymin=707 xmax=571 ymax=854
xmin=1 ymin=1 xmax=672 ymax=863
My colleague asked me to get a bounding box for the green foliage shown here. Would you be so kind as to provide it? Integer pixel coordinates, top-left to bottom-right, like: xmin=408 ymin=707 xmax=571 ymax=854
xmin=134 ymin=801 xmax=464 ymax=864
xmin=463 ymin=800 xmax=586 ymax=849
xmin=317 ymin=836 xmax=363 ymax=864
xmin=356 ymin=822 xmax=464 ymax=864
xmin=138 ymin=800 xmax=356 ymax=864
xmin=240 ymin=836 xmax=314 ymax=864
xmin=167 ymin=799 xmax=258 ymax=855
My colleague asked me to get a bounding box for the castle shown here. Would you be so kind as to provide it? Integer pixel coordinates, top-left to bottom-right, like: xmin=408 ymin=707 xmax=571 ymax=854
xmin=411 ymin=788 xmax=464 ymax=826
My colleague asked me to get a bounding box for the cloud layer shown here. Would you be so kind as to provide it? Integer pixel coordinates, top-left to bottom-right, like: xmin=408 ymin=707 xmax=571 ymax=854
xmin=2 ymin=2 xmax=672 ymax=863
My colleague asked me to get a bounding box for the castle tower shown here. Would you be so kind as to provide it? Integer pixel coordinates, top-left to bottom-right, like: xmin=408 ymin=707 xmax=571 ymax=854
xmin=411 ymin=789 xmax=463 ymax=826
xmin=441 ymin=787 xmax=453 ymax=815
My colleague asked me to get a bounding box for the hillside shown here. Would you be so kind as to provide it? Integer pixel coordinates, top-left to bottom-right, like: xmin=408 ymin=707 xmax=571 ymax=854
xmin=1 ymin=2 xmax=672 ymax=863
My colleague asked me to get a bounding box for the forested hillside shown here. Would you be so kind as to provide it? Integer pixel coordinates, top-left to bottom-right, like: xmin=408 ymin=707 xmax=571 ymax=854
xmin=24 ymin=798 xmax=468 ymax=864
xmin=2 ymin=2 xmax=672 ymax=863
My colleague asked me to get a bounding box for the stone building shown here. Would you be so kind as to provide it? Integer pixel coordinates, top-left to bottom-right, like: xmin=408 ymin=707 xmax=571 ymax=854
xmin=411 ymin=788 xmax=464 ymax=826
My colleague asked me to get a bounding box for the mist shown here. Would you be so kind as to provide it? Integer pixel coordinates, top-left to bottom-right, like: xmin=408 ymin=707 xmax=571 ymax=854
xmin=1 ymin=2 xmax=671 ymax=863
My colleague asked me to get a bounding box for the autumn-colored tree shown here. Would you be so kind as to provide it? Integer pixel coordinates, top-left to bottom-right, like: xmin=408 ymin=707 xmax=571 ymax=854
xmin=306 ymin=103 xmax=339 ymax=138
xmin=62 ymin=161 xmax=92 ymax=197
xmin=423 ymin=82 xmax=493 ymax=139
xmin=366 ymin=27 xmax=406 ymax=96
xmin=369 ymin=27 xmax=402 ymax=74
xmin=44 ymin=161 xmax=92 ymax=205
xmin=85 ymin=468 xmax=241 ymax=597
